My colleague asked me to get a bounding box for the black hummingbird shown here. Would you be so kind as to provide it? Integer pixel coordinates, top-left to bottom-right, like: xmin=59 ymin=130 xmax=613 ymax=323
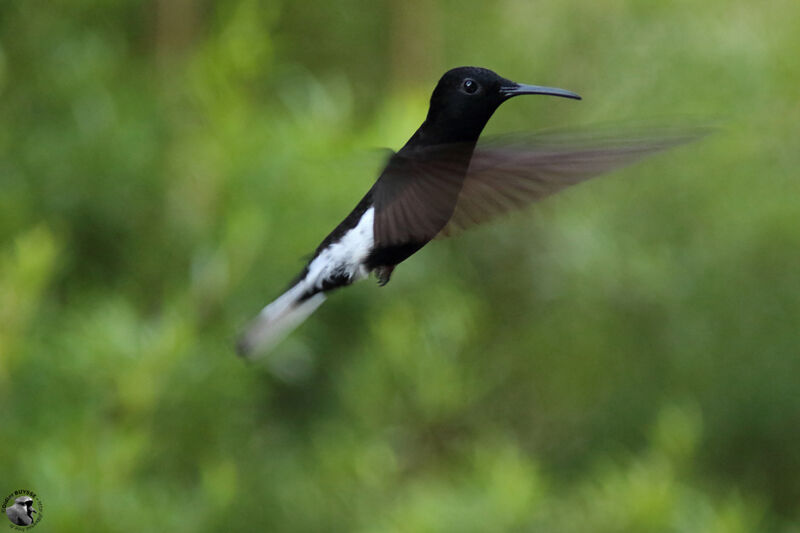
xmin=237 ymin=66 xmax=699 ymax=356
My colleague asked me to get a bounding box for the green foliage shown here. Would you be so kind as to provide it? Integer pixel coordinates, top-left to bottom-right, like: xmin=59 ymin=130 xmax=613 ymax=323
xmin=1 ymin=1 xmax=799 ymax=531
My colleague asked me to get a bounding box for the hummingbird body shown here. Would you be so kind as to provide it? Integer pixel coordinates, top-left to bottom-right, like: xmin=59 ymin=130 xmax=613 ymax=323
xmin=237 ymin=66 xmax=700 ymax=356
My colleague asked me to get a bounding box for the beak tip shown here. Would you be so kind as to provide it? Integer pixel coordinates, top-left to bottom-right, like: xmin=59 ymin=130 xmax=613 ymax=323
xmin=502 ymin=83 xmax=582 ymax=101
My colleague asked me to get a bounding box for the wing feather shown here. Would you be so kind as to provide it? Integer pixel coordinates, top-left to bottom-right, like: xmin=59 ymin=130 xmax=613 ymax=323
xmin=371 ymin=125 xmax=711 ymax=248
xmin=440 ymin=125 xmax=711 ymax=236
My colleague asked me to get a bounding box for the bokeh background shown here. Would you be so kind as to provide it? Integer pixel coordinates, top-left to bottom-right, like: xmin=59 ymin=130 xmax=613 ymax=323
xmin=1 ymin=1 xmax=799 ymax=531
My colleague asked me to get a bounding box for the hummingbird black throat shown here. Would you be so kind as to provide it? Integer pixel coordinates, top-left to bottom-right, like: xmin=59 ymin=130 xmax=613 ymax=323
xmin=237 ymin=66 xmax=697 ymax=356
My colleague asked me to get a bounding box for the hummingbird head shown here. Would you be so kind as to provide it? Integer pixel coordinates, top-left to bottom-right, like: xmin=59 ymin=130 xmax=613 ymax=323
xmin=422 ymin=66 xmax=581 ymax=144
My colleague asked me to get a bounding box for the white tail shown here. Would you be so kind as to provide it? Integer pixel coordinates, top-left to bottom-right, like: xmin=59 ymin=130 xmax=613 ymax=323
xmin=237 ymin=282 xmax=326 ymax=358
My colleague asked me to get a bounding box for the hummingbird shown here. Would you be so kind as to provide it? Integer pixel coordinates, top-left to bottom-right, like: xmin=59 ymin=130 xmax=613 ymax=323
xmin=237 ymin=66 xmax=699 ymax=357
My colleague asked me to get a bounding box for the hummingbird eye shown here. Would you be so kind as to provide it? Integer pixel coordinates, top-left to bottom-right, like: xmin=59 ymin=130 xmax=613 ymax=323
xmin=461 ymin=78 xmax=479 ymax=94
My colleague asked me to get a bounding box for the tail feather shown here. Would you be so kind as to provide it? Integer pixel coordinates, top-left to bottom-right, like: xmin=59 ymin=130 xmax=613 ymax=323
xmin=236 ymin=282 xmax=326 ymax=358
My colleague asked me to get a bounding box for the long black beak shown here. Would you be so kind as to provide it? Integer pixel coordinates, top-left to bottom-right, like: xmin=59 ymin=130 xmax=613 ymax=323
xmin=499 ymin=83 xmax=581 ymax=101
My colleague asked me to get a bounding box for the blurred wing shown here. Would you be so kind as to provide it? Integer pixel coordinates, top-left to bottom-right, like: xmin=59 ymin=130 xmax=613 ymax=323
xmin=372 ymin=145 xmax=472 ymax=247
xmin=439 ymin=125 xmax=711 ymax=236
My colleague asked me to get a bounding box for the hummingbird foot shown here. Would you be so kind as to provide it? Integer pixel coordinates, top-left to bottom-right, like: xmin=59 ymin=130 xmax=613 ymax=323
xmin=375 ymin=265 xmax=395 ymax=287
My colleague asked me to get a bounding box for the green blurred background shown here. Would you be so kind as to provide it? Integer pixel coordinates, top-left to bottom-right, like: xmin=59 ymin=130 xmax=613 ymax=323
xmin=1 ymin=0 xmax=799 ymax=531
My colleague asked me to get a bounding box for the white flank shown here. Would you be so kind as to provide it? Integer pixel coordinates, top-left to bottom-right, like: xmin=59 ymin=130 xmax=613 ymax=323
xmin=305 ymin=207 xmax=375 ymax=289
xmin=238 ymin=207 xmax=375 ymax=357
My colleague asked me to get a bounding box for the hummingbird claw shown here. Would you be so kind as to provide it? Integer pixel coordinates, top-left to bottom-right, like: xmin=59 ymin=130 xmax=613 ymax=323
xmin=375 ymin=265 xmax=395 ymax=287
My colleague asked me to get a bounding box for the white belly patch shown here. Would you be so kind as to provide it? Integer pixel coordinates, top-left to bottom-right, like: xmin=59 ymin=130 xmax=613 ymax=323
xmin=305 ymin=207 xmax=375 ymax=289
